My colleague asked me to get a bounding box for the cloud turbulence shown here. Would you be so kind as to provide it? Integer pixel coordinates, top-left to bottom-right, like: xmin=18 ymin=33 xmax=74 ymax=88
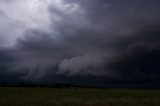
xmin=0 ymin=0 xmax=160 ymax=86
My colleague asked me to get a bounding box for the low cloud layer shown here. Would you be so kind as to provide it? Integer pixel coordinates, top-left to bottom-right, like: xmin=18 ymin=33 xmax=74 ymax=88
xmin=0 ymin=0 xmax=160 ymax=85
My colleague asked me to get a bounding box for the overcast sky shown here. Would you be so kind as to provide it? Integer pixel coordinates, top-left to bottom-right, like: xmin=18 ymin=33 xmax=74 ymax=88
xmin=0 ymin=0 xmax=160 ymax=86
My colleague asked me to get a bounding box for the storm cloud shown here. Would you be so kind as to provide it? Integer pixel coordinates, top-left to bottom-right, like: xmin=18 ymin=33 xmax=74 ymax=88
xmin=0 ymin=0 xmax=160 ymax=86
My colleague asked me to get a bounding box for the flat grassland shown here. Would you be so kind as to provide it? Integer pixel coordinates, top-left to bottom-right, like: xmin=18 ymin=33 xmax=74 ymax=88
xmin=0 ymin=87 xmax=160 ymax=106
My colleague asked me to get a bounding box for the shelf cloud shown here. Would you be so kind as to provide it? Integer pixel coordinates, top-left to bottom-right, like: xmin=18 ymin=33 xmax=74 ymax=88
xmin=0 ymin=0 xmax=160 ymax=85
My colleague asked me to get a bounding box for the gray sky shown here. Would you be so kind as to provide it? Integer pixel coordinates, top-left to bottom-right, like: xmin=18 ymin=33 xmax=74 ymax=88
xmin=0 ymin=0 xmax=160 ymax=85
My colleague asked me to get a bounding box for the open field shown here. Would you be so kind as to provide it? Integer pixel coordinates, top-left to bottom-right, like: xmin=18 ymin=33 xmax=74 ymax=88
xmin=0 ymin=87 xmax=160 ymax=106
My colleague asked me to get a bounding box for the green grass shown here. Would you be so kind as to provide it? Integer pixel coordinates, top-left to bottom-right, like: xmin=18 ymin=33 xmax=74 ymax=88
xmin=0 ymin=87 xmax=160 ymax=106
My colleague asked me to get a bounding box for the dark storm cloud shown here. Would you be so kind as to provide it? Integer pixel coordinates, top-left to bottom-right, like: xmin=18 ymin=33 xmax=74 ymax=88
xmin=17 ymin=0 xmax=160 ymax=76
xmin=0 ymin=0 xmax=160 ymax=85
xmin=107 ymin=27 xmax=160 ymax=81
xmin=0 ymin=49 xmax=24 ymax=83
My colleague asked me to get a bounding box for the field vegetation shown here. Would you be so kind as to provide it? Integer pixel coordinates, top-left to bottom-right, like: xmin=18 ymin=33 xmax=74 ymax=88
xmin=0 ymin=87 xmax=160 ymax=106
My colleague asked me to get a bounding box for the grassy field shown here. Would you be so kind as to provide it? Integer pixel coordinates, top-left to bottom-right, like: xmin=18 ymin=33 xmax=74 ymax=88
xmin=0 ymin=87 xmax=160 ymax=106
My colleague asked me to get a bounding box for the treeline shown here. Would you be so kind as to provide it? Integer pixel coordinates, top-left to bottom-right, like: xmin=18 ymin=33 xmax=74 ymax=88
xmin=0 ymin=82 xmax=160 ymax=89
xmin=0 ymin=82 xmax=96 ymax=88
